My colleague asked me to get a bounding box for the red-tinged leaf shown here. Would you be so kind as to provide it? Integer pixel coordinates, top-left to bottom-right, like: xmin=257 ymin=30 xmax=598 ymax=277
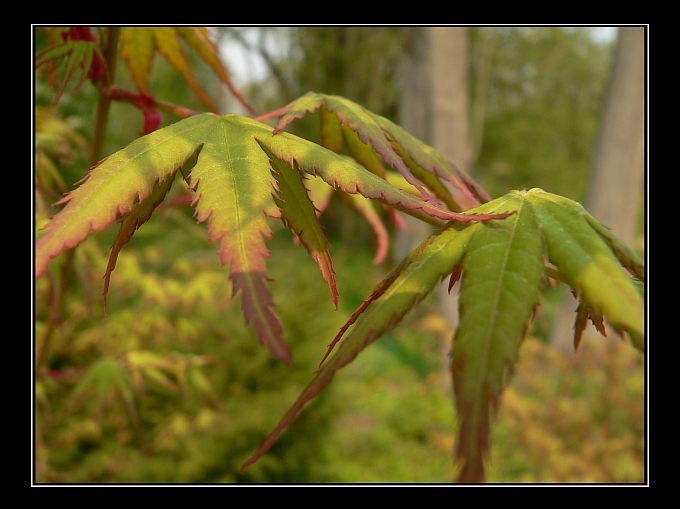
xmin=163 ymin=192 xmax=194 ymax=208
xmin=178 ymin=27 xmax=255 ymax=114
xmin=573 ymin=301 xmax=589 ymax=351
xmin=273 ymin=93 xmax=439 ymax=204
xmin=527 ymin=189 xmax=643 ymax=350
xmin=232 ymin=271 xmax=289 ymax=364
xmin=448 ymin=262 xmax=463 ymax=293
xmin=389 ymin=208 xmax=408 ymax=231
xmin=270 ymin=93 xmax=495 ymax=212
xmin=316 ymin=109 xmax=396 ymax=264
xmin=151 ymin=28 xmax=219 ymax=113
xmin=589 ymin=307 xmax=607 ymax=338
xmin=320 ymin=104 xmax=344 ymax=153
xmin=242 ymin=220 xmax=481 ymax=472
xmin=373 ymin=114 xmax=482 ymax=209
xmin=454 ymin=167 xmax=492 ymax=204
xmin=37 ymin=112 xmax=512 ymax=365
xmin=185 ymin=119 xmax=286 ymax=361
xmin=67 ymin=27 xmax=96 ymax=42
xmin=35 ymin=113 xmax=213 ymax=278
xmin=37 ymin=39 xmax=105 ymax=104
xmin=391 ymin=142 xmax=463 ymax=212
xmin=103 ymin=172 xmax=177 ymax=306
xmin=120 ymin=27 xmax=253 ymax=114
xmin=262 ymin=142 xmax=338 ymax=308
xmin=238 ymin=187 xmax=643 ymax=478
xmin=261 ymin=130 xmax=514 ymax=226
xmin=341 ymin=123 xmax=386 ymax=178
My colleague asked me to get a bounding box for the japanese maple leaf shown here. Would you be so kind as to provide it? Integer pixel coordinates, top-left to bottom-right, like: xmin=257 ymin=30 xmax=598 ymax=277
xmin=35 ymin=113 xmax=508 ymax=364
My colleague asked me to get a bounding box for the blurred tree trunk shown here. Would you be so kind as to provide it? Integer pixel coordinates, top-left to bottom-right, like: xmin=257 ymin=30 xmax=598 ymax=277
xmin=585 ymin=27 xmax=645 ymax=243
xmin=551 ymin=27 xmax=645 ymax=352
xmin=395 ymin=29 xmax=430 ymax=259
xmin=396 ymin=27 xmax=472 ymax=329
xmin=428 ymin=27 xmax=473 ymax=170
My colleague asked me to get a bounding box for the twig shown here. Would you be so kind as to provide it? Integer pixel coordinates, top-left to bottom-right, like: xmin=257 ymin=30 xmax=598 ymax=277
xmin=255 ymin=106 xmax=288 ymax=123
xmin=109 ymin=87 xmax=199 ymax=118
xmin=90 ymin=27 xmax=120 ymax=166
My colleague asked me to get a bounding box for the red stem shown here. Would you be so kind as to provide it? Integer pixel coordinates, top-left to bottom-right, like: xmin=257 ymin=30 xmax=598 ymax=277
xmin=255 ymin=106 xmax=288 ymax=123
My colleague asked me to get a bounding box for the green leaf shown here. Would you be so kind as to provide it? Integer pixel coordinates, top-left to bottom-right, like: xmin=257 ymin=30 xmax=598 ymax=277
xmin=243 ymin=189 xmax=644 ymax=479
xmin=103 ymin=171 xmax=179 ymax=306
xmin=451 ymin=192 xmax=545 ymax=482
xmin=152 ymin=28 xmax=218 ymax=113
xmin=261 ymin=117 xmax=507 ymax=226
xmin=304 ymin=174 xmax=334 ymax=215
xmin=273 ymin=92 xmax=489 ymax=210
xmin=584 ymin=212 xmax=644 ymax=281
xmin=527 ymin=189 xmax=644 ymax=350
xmin=37 ymin=113 xmax=505 ymax=363
xmin=341 ymin=123 xmax=386 ymax=178
xmin=178 ymin=27 xmax=255 ymax=114
xmin=319 ymin=104 xmax=344 ymax=153
xmin=36 ymin=113 xmax=214 ymax=278
xmin=262 ymin=142 xmax=338 ymax=308
xmin=269 ymin=93 xmax=506 ymax=268
xmin=119 ymin=28 xmax=155 ymax=94
xmin=70 ymin=358 xmax=137 ymax=424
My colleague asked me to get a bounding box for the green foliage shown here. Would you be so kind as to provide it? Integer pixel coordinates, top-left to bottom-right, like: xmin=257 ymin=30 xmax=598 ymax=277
xmin=265 ymin=92 xmax=497 ymax=260
xmin=489 ymin=338 xmax=644 ymax=482
xmin=243 ymin=188 xmax=643 ymax=480
xmin=35 ymin=232 xmax=644 ymax=482
xmin=451 ymin=195 xmax=545 ymax=482
xmin=36 ymin=224 xmax=358 ymax=482
xmin=34 ymin=27 xmax=643 ymax=482
xmin=36 ymin=110 xmax=505 ymax=365
xmin=275 ymin=92 xmax=489 ymax=211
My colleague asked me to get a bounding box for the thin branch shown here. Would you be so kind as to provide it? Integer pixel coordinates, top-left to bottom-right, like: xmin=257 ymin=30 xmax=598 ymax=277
xmin=90 ymin=27 xmax=120 ymax=166
xmin=109 ymin=87 xmax=199 ymax=118
xmin=254 ymin=106 xmax=288 ymax=123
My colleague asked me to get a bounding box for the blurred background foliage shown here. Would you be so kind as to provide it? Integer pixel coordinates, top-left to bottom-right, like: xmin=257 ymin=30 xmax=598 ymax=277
xmin=34 ymin=26 xmax=644 ymax=483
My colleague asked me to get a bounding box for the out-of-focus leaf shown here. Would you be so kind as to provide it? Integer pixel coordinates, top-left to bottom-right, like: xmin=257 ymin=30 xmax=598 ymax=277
xmin=36 ymin=40 xmax=104 ymax=104
xmin=119 ymin=27 xmax=254 ymax=114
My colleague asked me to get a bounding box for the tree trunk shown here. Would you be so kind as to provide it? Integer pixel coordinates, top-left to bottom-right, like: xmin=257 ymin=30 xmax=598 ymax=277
xmin=551 ymin=27 xmax=645 ymax=353
xmin=396 ymin=27 xmax=472 ymax=345
xmin=427 ymin=27 xmax=473 ymax=171
xmin=395 ymin=28 xmax=430 ymax=259
xmin=586 ymin=27 xmax=645 ymax=244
